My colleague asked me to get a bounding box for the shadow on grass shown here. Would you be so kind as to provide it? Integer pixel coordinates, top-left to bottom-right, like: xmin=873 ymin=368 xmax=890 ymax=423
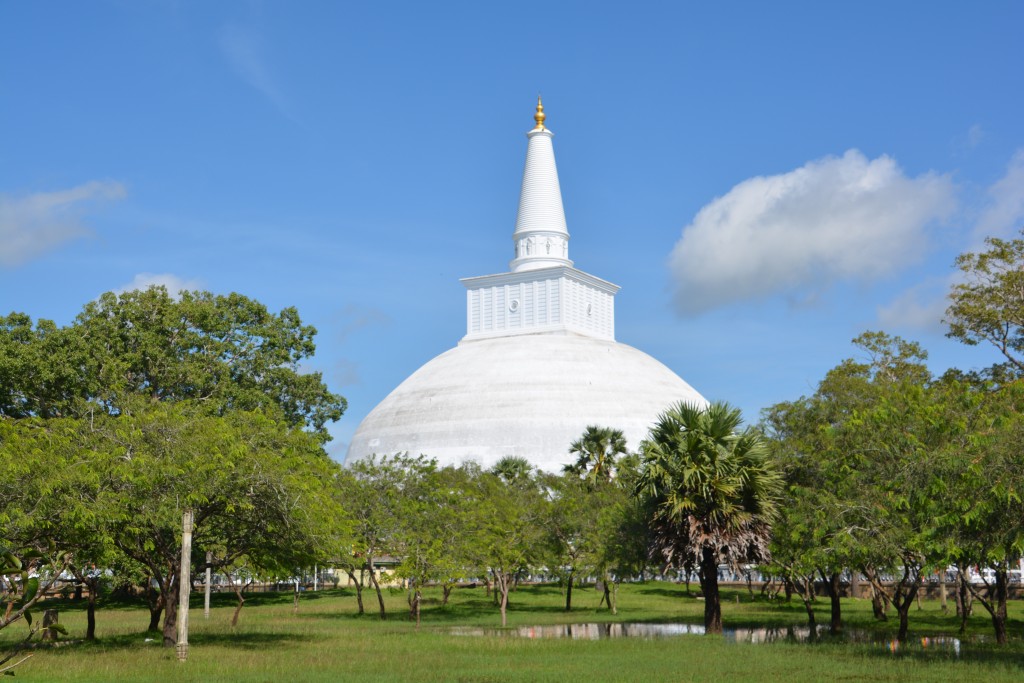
xmin=31 ymin=630 xmax=303 ymax=658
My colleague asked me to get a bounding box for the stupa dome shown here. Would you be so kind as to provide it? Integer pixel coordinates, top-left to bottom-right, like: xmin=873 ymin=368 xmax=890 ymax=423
xmin=347 ymin=333 xmax=705 ymax=471
xmin=345 ymin=100 xmax=708 ymax=471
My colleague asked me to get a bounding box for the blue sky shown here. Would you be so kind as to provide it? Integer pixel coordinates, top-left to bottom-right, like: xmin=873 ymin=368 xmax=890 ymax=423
xmin=2 ymin=1 xmax=1022 ymax=460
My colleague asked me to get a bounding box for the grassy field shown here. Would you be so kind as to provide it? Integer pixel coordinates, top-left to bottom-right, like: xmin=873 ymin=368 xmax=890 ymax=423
xmin=3 ymin=582 xmax=1023 ymax=682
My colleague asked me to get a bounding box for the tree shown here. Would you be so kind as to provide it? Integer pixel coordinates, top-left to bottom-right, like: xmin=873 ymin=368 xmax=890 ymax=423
xmin=337 ymin=454 xmax=420 ymax=619
xmin=763 ymin=397 xmax=857 ymax=634
xmin=491 ymin=455 xmax=532 ymax=485
xmin=392 ymin=461 xmax=480 ymax=626
xmin=0 ymin=418 xmax=77 ymax=673
xmin=91 ymin=403 xmax=343 ymax=645
xmin=479 ymin=460 xmax=545 ymax=627
xmin=934 ymin=376 xmax=1024 ymax=645
xmin=542 ymin=473 xmax=597 ymax=612
xmin=635 ymin=401 xmax=782 ymax=634
xmin=1 ymin=288 xmax=345 ymax=433
xmin=945 ymin=230 xmax=1024 ymax=375
xmin=564 ymin=426 xmax=627 ymax=483
xmin=590 ymin=453 xmax=651 ymax=614
xmin=1 ymin=288 xmax=347 ymax=647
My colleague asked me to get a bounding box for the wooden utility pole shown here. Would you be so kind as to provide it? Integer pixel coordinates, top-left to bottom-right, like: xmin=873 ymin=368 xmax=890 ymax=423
xmin=176 ymin=509 xmax=193 ymax=662
xmin=204 ymin=551 xmax=212 ymax=619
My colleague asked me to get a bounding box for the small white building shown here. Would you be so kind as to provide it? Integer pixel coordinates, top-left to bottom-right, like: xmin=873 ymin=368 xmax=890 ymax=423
xmin=346 ymin=100 xmax=707 ymax=471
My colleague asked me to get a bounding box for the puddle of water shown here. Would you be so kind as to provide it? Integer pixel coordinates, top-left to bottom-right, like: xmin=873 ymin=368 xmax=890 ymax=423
xmin=450 ymin=622 xmax=978 ymax=656
xmin=451 ymin=623 xmax=704 ymax=640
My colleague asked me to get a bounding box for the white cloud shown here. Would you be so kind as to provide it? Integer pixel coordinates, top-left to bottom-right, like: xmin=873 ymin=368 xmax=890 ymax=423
xmin=0 ymin=180 xmax=126 ymax=267
xmin=877 ymin=147 xmax=1024 ymax=333
xmin=973 ymin=148 xmax=1024 ymax=240
xmin=670 ymin=150 xmax=956 ymax=315
xmin=967 ymin=124 xmax=986 ymax=150
xmin=113 ymin=273 xmax=204 ymax=299
xmin=219 ymin=23 xmax=293 ymax=119
xmin=877 ymin=276 xmax=953 ymax=334
xmin=334 ymin=358 xmax=361 ymax=387
xmin=335 ymin=303 xmax=391 ymax=342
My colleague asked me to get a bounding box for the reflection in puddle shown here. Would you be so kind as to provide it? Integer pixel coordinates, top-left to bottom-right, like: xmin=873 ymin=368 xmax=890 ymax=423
xmin=451 ymin=623 xmax=705 ymax=640
xmin=450 ymin=623 xmax=973 ymax=656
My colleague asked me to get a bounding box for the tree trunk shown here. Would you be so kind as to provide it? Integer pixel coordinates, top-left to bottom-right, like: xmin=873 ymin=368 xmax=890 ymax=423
xmin=564 ymin=570 xmax=574 ymax=612
xmin=966 ymin=565 xmax=1009 ymax=646
xmin=992 ymin=568 xmax=1008 ymax=646
xmin=231 ymin=585 xmax=246 ymax=627
xmin=148 ymin=594 xmax=164 ymax=632
xmin=442 ymin=583 xmax=453 ymax=606
xmin=604 ymin=580 xmax=615 ymax=615
xmin=162 ymin=595 xmax=177 ymax=647
xmin=346 ymin=569 xmax=365 ymax=614
xmin=988 ymin=568 xmax=1009 ymax=646
xmin=828 ymin=571 xmax=842 ymax=634
xmin=161 ymin=571 xmax=178 ymax=647
xmin=790 ymin=574 xmax=816 ymax=631
xmin=366 ymin=556 xmax=386 ymax=619
xmin=699 ymin=547 xmax=722 ymax=634
xmin=495 ymin=571 xmax=511 ymax=627
xmin=85 ymin=577 xmax=98 ymax=641
xmin=939 ymin=571 xmax=948 ymax=614
xmin=863 ymin=567 xmax=889 ymax=621
xmin=955 ymin=568 xmax=972 ymax=633
xmin=890 ymin=567 xmax=921 ymax=642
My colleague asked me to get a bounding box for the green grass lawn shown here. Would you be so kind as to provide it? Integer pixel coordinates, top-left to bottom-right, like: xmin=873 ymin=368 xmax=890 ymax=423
xmin=4 ymin=582 xmax=1023 ymax=682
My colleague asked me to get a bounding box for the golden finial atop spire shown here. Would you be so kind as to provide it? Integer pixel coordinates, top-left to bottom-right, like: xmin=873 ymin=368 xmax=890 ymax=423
xmin=532 ymin=96 xmax=546 ymax=131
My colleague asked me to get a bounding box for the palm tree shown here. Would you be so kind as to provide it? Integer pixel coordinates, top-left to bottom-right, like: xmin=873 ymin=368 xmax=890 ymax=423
xmin=634 ymin=401 xmax=782 ymax=634
xmin=565 ymin=425 xmax=628 ymax=483
xmin=490 ymin=455 xmax=533 ymax=486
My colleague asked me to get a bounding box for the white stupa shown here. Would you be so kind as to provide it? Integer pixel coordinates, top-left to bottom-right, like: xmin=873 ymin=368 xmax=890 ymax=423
xmin=346 ymin=99 xmax=707 ymax=471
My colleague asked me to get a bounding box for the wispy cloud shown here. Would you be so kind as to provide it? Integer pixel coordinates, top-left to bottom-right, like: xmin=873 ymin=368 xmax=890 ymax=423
xmin=0 ymin=180 xmax=126 ymax=267
xmin=669 ymin=150 xmax=956 ymax=315
xmin=967 ymin=124 xmax=986 ymax=149
xmin=877 ymin=276 xmax=952 ymax=334
xmin=879 ymin=147 xmax=1024 ymax=333
xmin=335 ymin=303 xmax=391 ymax=342
xmin=973 ymin=148 xmax=1024 ymax=240
xmin=334 ymin=358 xmax=362 ymax=388
xmin=219 ymin=23 xmax=294 ymax=120
xmin=112 ymin=272 xmax=204 ymax=299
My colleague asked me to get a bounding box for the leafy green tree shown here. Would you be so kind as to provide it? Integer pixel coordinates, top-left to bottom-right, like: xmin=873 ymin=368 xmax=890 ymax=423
xmin=392 ymin=460 xmax=482 ymax=626
xmin=1 ymin=287 xmax=345 ymax=433
xmin=845 ymin=383 xmax=950 ymax=642
xmin=590 ymin=453 xmax=651 ymax=613
xmin=479 ymin=460 xmax=545 ymax=626
xmin=89 ymin=403 xmax=343 ymax=645
xmin=541 ymin=472 xmax=598 ymax=611
xmin=2 ymin=287 xmax=347 ymax=648
xmin=635 ymin=401 xmax=782 ymax=634
xmin=934 ymin=377 xmax=1024 ymax=644
xmin=945 ymin=229 xmax=1024 ymax=375
xmin=337 ymin=454 xmax=422 ymax=618
xmin=763 ymin=396 xmax=856 ymax=634
xmin=0 ymin=314 xmax=87 ymax=419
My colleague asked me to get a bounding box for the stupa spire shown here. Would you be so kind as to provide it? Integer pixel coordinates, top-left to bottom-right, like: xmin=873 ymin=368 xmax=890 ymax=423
xmin=510 ymin=97 xmax=572 ymax=272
